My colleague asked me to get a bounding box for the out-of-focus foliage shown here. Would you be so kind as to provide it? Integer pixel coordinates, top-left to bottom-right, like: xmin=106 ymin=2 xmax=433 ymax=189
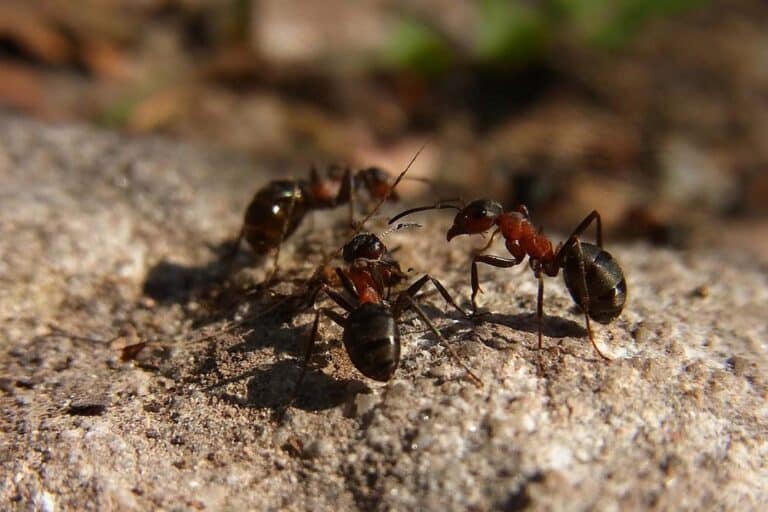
xmin=2 ymin=0 xmax=766 ymax=257
xmin=474 ymin=1 xmax=550 ymax=65
xmin=383 ymin=18 xmax=454 ymax=77
xmin=553 ymin=0 xmax=708 ymax=49
xmin=384 ymin=0 xmax=708 ymax=73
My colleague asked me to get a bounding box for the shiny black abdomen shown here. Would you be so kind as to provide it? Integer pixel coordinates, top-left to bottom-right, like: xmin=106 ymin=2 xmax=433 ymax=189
xmin=242 ymin=180 xmax=309 ymax=254
xmin=343 ymin=303 xmax=400 ymax=381
xmin=562 ymin=242 xmax=626 ymax=324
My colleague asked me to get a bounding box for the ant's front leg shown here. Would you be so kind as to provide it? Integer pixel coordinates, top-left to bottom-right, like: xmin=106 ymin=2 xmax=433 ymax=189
xmin=476 ymin=228 xmax=500 ymax=254
xmin=470 ymin=254 xmax=524 ymax=315
xmin=395 ymin=274 xmax=467 ymax=317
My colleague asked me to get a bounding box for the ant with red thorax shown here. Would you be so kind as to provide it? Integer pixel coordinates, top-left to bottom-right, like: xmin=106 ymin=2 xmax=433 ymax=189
xmin=286 ymin=227 xmax=482 ymax=411
xmin=389 ymin=199 xmax=627 ymax=360
xmin=124 ymin=156 xmax=424 ymax=366
xmin=228 ymin=164 xmax=430 ymax=275
xmin=278 ymin=152 xmax=482 ymax=412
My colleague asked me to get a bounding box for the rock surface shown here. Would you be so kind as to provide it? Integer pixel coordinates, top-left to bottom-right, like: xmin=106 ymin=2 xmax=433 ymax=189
xmin=1 ymin=116 xmax=766 ymax=511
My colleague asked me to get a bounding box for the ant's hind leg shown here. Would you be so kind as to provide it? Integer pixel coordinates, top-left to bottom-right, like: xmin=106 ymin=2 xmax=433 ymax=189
xmin=570 ymin=240 xmax=611 ymax=361
xmin=223 ymin=227 xmax=244 ymax=266
xmin=565 ymin=210 xmax=603 ymax=248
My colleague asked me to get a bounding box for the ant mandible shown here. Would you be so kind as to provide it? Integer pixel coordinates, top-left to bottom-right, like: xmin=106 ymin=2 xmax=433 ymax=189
xmin=389 ymin=200 xmax=627 ymax=360
xmin=229 ymin=165 xmax=416 ymax=273
xmin=286 ymin=227 xmax=483 ymax=410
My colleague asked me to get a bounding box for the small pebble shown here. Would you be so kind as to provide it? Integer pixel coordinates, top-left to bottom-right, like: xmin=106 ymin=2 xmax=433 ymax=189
xmin=353 ymin=392 xmax=378 ymax=417
xmin=67 ymin=397 xmax=110 ymax=416
xmin=302 ymin=438 xmax=333 ymax=460
xmin=634 ymin=324 xmax=652 ymax=345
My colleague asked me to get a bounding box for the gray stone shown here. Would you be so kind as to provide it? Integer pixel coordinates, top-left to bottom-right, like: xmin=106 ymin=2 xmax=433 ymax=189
xmin=1 ymin=116 xmax=766 ymax=511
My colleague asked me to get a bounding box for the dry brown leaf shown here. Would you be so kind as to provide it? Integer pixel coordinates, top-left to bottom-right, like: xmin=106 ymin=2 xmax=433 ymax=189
xmin=80 ymin=39 xmax=137 ymax=81
xmin=127 ymin=86 xmax=189 ymax=133
xmin=0 ymin=3 xmax=73 ymax=65
xmin=0 ymin=61 xmax=48 ymax=115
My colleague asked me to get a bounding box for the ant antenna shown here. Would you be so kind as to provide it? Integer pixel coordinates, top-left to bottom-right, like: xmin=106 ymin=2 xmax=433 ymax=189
xmin=378 ymin=222 xmax=423 ymax=239
xmin=356 ymin=144 xmax=426 ymax=233
xmin=318 ymin=143 xmax=428 ymax=268
xmin=399 ymin=175 xmax=439 ymax=192
xmin=388 ymin=198 xmax=464 ymax=225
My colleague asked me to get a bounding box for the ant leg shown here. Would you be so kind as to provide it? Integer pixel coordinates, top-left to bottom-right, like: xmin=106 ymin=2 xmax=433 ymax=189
xmin=282 ymin=304 xmax=348 ymax=418
xmin=570 ymin=240 xmax=611 ymax=361
xmin=323 ymin=308 xmax=346 ymax=327
xmin=395 ymin=274 xmax=467 ymax=317
xmin=281 ymin=285 xmax=352 ymax=419
xmin=284 ymin=309 xmax=322 ymax=412
xmin=337 ymin=167 xmax=355 ymax=228
xmin=335 ymin=267 xmax=358 ymax=298
xmin=537 ymin=275 xmax=544 ymax=350
xmin=369 ymin=265 xmax=386 ymax=297
xmin=476 ymin=228 xmax=500 ymax=254
xmin=470 ymin=254 xmax=524 ymax=314
xmin=399 ymin=294 xmax=483 ymax=387
xmin=565 ymin=210 xmax=603 ymax=249
xmin=324 ymin=285 xmax=357 ymax=313
xmin=223 ymin=227 xmax=244 ymax=266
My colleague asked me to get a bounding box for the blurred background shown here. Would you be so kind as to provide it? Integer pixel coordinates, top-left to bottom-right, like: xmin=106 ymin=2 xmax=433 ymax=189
xmin=1 ymin=0 xmax=767 ymax=258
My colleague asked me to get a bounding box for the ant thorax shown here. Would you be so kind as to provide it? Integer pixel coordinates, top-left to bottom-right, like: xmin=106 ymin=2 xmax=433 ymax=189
xmin=346 ymin=262 xmax=384 ymax=305
xmin=497 ymin=211 xmax=555 ymax=266
xmin=307 ymin=178 xmax=342 ymax=209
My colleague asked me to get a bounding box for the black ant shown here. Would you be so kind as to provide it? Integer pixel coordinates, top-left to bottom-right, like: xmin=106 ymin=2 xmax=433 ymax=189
xmin=229 ymin=165 xmax=423 ymax=273
xmin=287 ymin=229 xmax=482 ymax=408
xmin=389 ymin=200 xmax=627 ymax=360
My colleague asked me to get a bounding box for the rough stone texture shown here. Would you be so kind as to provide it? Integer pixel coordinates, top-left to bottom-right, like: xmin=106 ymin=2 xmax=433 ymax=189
xmin=1 ymin=115 xmax=766 ymax=511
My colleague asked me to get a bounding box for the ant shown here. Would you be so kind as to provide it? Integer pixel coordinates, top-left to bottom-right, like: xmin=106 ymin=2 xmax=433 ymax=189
xmin=389 ymin=200 xmax=627 ymax=360
xmin=228 ymin=165 xmax=425 ymax=274
xmin=287 ymin=228 xmax=482 ymax=409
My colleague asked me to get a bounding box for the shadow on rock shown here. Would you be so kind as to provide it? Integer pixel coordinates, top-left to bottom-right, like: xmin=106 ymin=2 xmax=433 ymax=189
xmin=227 ymin=321 xmax=314 ymax=357
xmin=142 ymin=260 xmax=223 ymax=303
xmin=141 ymin=239 xmax=265 ymax=305
xmin=479 ymin=312 xmax=587 ymax=339
xmin=210 ymin=360 xmax=361 ymax=412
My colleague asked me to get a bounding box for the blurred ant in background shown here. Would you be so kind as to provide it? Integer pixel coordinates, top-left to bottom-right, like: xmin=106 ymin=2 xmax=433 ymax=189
xmin=286 ymin=228 xmax=482 ymax=412
xmin=228 ymin=164 xmax=431 ymax=275
xmin=389 ymin=200 xmax=627 ymax=360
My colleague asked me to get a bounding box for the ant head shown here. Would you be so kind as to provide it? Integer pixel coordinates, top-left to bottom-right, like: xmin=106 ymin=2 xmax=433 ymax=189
xmin=357 ymin=167 xmax=398 ymax=201
xmin=343 ymin=232 xmax=386 ymax=262
xmin=446 ymin=200 xmax=503 ymax=241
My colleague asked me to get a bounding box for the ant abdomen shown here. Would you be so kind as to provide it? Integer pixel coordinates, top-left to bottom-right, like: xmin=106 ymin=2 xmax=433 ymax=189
xmin=242 ymin=180 xmax=309 ymax=254
xmin=561 ymin=242 xmax=626 ymax=324
xmin=343 ymin=302 xmax=400 ymax=382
